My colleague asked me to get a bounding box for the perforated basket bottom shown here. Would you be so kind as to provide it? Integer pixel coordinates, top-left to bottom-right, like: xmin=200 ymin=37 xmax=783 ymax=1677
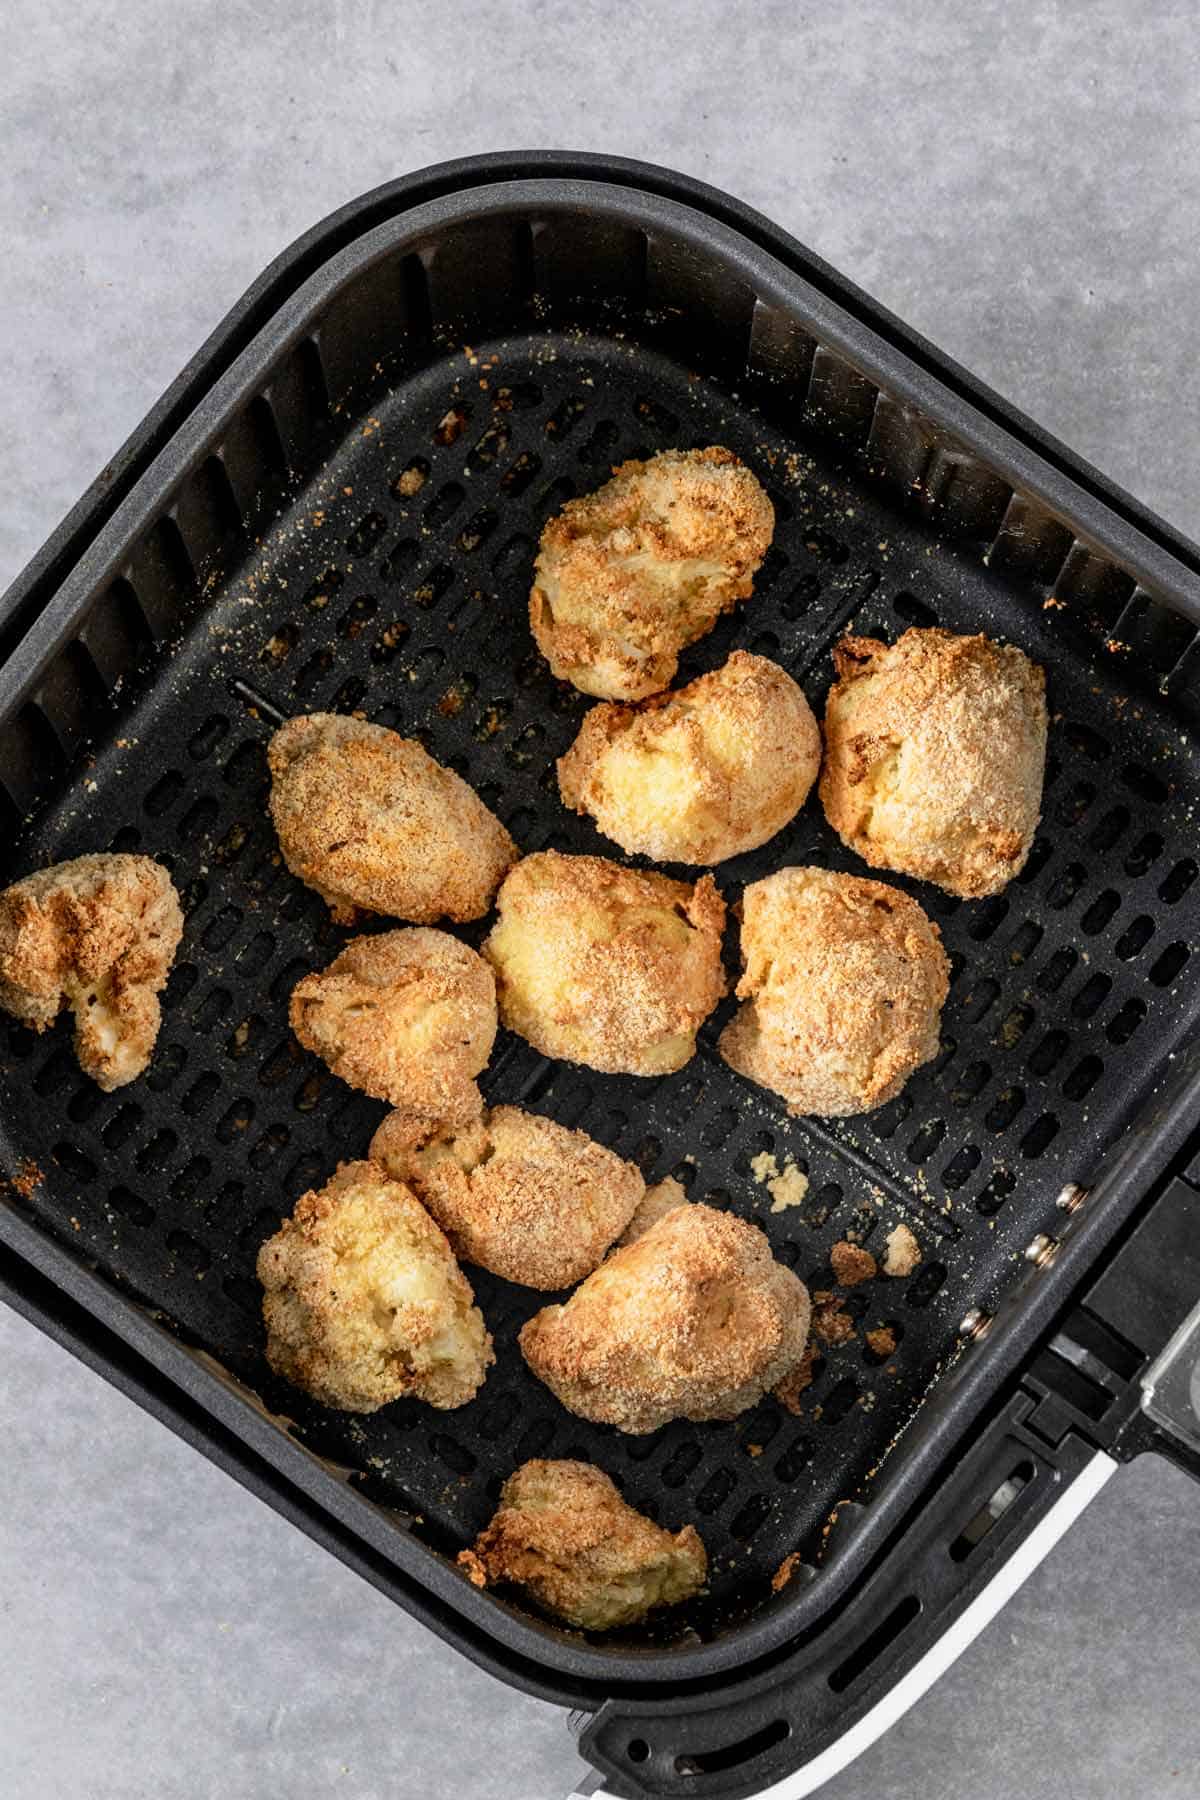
xmin=5 ymin=329 xmax=1199 ymax=1647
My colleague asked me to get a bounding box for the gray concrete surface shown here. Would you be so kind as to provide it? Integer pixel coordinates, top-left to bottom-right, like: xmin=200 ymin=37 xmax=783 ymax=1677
xmin=2 ymin=2 xmax=1199 ymax=1796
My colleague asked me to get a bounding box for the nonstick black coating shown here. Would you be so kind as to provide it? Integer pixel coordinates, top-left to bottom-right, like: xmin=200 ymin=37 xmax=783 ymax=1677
xmin=3 ymin=323 xmax=1198 ymax=1648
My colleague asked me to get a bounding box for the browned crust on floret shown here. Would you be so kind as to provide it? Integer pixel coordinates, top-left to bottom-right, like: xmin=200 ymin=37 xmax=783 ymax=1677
xmin=530 ymin=448 xmax=775 ymax=701
xmin=256 ymin=1160 xmax=493 ymax=1412
xmin=557 ymin=650 xmax=821 ymax=864
xmin=718 ymin=866 xmax=948 ymax=1117
xmin=457 ymin=1458 xmax=707 ymax=1629
xmin=519 ymin=1203 xmax=811 ymax=1434
xmin=819 ymin=628 xmax=1047 ymax=898
xmin=482 ymin=851 xmax=725 ymax=1077
xmin=290 ymin=927 xmax=496 ymax=1118
xmin=369 ymin=1104 xmax=645 ymax=1290
xmin=0 ymin=853 xmax=183 ymax=1090
xmin=268 ymin=712 xmax=516 ymax=925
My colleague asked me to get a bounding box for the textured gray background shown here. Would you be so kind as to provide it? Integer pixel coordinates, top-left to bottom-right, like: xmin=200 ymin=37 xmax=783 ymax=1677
xmin=2 ymin=3 xmax=1199 ymax=1796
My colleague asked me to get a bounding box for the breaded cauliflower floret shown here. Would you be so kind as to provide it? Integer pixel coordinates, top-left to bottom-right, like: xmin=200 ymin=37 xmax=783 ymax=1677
xmin=617 ymin=1175 xmax=691 ymax=1246
xmin=458 ymin=1459 xmax=707 ymax=1630
xmin=483 ymin=852 xmax=725 ymax=1076
xmin=0 ymin=853 xmax=183 ymax=1091
xmin=530 ymin=447 xmax=775 ymax=701
xmin=290 ymin=928 xmax=496 ymax=1120
xmin=370 ymin=1104 xmax=644 ymax=1290
xmin=268 ymin=713 xmax=517 ymax=925
xmin=520 ymin=1203 xmax=811 ymax=1434
xmin=558 ymin=650 xmax=821 ymax=864
xmin=257 ymin=1160 xmax=493 ymax=1412
xmin=719 ymin=866 xmax=949 ymax=1117
xmin=819 ymin=628 xmax=1047 ymax=898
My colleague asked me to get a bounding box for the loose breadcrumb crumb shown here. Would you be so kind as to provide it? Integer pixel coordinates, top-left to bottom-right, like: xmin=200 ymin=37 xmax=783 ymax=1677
xmin=882 ymin=1223 xmax=922 ymax=1277
xmin=830 ymin=1241 xmax=877 ymax=1286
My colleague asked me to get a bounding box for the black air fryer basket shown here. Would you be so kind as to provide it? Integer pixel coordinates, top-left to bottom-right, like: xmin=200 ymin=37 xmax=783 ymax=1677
xmin=2 ymin=155 xmax=1200 ymax=1800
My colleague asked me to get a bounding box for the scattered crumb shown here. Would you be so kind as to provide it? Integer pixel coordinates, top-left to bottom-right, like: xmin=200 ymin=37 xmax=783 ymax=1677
xmin=774 ymin=1345 xmax=820 ymax=1413
xmin=830 ymin=1241 xmax=876 ymax=1286
xmin=395 ymin=465 xmax=426 ymax=496
xmin=7 ymin=1158 xmax=43 ymax=1199
xmin=750 ymin=1149 xmax=810 ymax=1212
xmin=771 ymin=1552 xmax=805 ymax=1593
xmin=746 ymin=1443 xmax=763 ymax=1458
xmin=882 ymin=1223 xmax=922 ymax=1278
xmin=865 ymin=1326 xmax=897 ymax=1359
xmin=812 ymin=1302 xmax=856 ymax=1348
xmin=434 ymin=408 xmax=467 ymax=445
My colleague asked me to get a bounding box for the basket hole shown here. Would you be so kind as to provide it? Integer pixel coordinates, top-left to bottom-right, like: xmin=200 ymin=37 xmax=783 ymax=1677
xmin=1015 ymin=838 xmax=1053 ymax=885
xmin=1160 ymin=858 xmax=1197 ymax=904
xmin=171 ymin=1155 xmax=212 ymax=1203
xmin=1120 ymin=764 xmax=1168 ymax=804
xmin=828 ymin=1594 xmax=922 ymax=1695
xmin=942 ymin=1144 xmax=982 ymax=1190
xmin=136 ymin=1128 xmax=177 ymax=1173
xmin=216 ymin=1098 xmax=255 ymax=1143
xmin=429 ymin=1434 xmax=475 ymax=1476
xmin=181 ymin=1072 xmax=220 ymax=1117
xmin=1080 ymin=890 xmax=1120 ymax=935
xmin=223 ymin=739 xmax=267 ymax=789
xmin=695 ymin=1468 xmax=737 ymax=1514
xmin=545 ymin=395 xmax=589 ymax=438
xmin=499 ymin=451 xmax=541 ymax=496
xmin=338 ymin=595 xmax=379 ymax=638
xmin=700 ymin=1107 xmax=739 ymax=1151
xmin=1028 ymin=1029 xmax=1071 ymax=1076
xmin=1037 ymin=948 xmax=1078 ymax=993
xmin=633 ymin=395 xmax=680 ymax=435
xmin=729 ymin=1494 xmax=774 ymax=1543
xmin=535 ymin=476 xmax=575 ymax=519
xmin=65 ymin=1084 xmax=105 ymax=1123
xmin=892 ymin=591 xmax=938 ymax=626
xmin=1071 ymin=973 xmax=1112 ymax=1018
xmin=1055 ymin=781 xmax=1095 ymax=825
xmin=1046 ymin=863 xmax=1085 ymax=910
xmin=779 ymin=574 xmax=822 ymax=621
xmin=976 ymin=1169 xmax=1017 ymax=1216
xmin=144 ymin=770 xmax=185 ymax=816
xmin=906 ymin=1119 xmax=945 ymax=1164
xmin=985 ymin=1086 xmax=1024 ymax=1132
xmin=905 ymin=1260 xmax=948 ymax=1307
xmin=146 ymin=1043 xmax=187 ymax=1093
xmin=661 ymin=1442 xmax=702 ymax=1489
xmin=515 ymin=1418 xmax=556 ymax=1461
xmin=188 ymin=715 xmax=229 ymax=760
xmin=863 ymin=1320 xmax=904 ymax=1365
xmin=380 ymin=538 xmax=420 ymax=583
xmin=249 ymin=1124 xmax=290 ymax=1169
xmin=167 ymin=1229 xmax=211 ymax=1274
xmin=299 ymin=565 xmax=344 ymax=609
xmin=1115 ymin=915 xmax=1155 ymax=960
xmin=1088 ymin=806 xmax=1130 ymax=852
xmin=820 ymin=1377 xmax=860 ymax=1425
xmin=870 ymin=1093 xmax=912 ymax=1141
xmin=1006 ymin=920 xmax=1043 ymax=964
xmin=578 ymin=419 xmax=620 ymax=464
xmin=995 ymin=1005 xmax=1034 ymax=1049
xmin=1020 ymin=1113 xmax=1060 ymax=1157
xmin=295 ymin=648 xmax=335 ymax=695
xmin=774 ymin=1436 xmax=814 ymax=1483
xmin=959 ymin=978 xmax=1000 ymax=1023
xmin=1124 ymin=831 xmax=1165 ymax=876
xmin=1149 ymin=943 xmax=1190 ymax=987
xmin=390 ymin=457 xmax=429 ymax=500
xmin=52 ymin=1141 xmax=97 ymax=1182
xmin=101 ymin=1103 xmax=142 ymax=1149
xmin=949 ymin=1461 xmax=1034 ymax=1562
xmin=1107 ymin=998 xmax=1147 ymax=1044
xmin=192 ymin=987 xmax=232 ymax=1033
xmin=1062 ymin=720 xmax=1111 ymax=761
xmin=371 ymin=619 xmax=411 ymax=663
xmin=477 ymin=1391 xmax=520 ymax=1442
xmin=1062 ymin=1055 xmax=1103 ymax=1101
xmin=34 ymin=1049 xmax=80 ymax=1097
xmin=108 ymin=1184 xmax=154 ymax=1226
xmin=259 ymin=1038 xmax=301 ymax=1085
xmin=412 ymin=567 xmax=453 ymax=611
xmin=456 ymin=508 xmax=498 ymax=553
xmin=260 ymin=621 xmax=299 ymax=664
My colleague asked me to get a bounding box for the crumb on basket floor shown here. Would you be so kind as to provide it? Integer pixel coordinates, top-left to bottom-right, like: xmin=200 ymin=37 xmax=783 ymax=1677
xmin=830 ymin=1240 xmax=877 ymax=1286
xmin=882 ymin=1222 xmax=922 ymax=1277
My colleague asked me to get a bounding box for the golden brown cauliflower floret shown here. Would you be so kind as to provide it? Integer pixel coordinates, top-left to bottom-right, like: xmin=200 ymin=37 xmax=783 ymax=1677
xmin=617 ymin=1175 xmax=691 ymax=1246
xmin=0 ymin=853 xmax=183 ymax=1091
xmin=530 ymin=447 xmax=775 ymax=701
xmin=290 ymin=928 xmax=496 ymax=1121
xmin=458 ymin=1459 xmax=707 ymax=1630
xmin=719 ymin=866 xmax=949 ymax=1117
xmin=257 ymin=1160 xmax=493 ymax=1412
xmin=819 ymin=628 xmax=1047 ymax=898
xmin=483 ymin=852 xmax=725 ymax=1077
xmin=519 ymin=1203 xmax=811 ymax=1434
xmin=558 ymin=651 xmax=821 ymax=865
xmin=369 ymin=1104 xmax=645 ymax=1290
xmin=268 ymin=713 xmax=517 ymax=925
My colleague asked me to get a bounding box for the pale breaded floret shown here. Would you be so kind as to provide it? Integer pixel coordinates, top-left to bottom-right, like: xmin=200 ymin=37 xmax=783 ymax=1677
xmin=458 ymin=1459 xmax=707 ymax=1630
xmin=0 ymin=853 xmax=183 ymax=1091
xmin=483 ymin=852 xmax=725 ymax=1076
xmin=369 ymin=1104 xmax=645 ymax=1290
xmin=519 ymin=1203 xmax=811 ymax=1434
xmin=268 ymin=713 xmax=516 ymax=925
xmin=617 ymin=1175 xmax=691 ymax=1246
xmin=530 ymin=448 xmax=775 ymax=701
xmin=819 ymin=629 xmax=1047 ymax=898
xmin=290 ymin=928 xmax=496 ymax=1120
xmin=257 ymin=1160 xmax=493 ymax=1412
xmin=719 ymin=866 xmax=948 ymax=1117
xmin=558 ymin=651 xmax=821 ymax=864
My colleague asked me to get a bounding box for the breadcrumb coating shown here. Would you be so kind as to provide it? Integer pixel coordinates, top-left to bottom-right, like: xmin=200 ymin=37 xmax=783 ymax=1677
xmin=819 ymin=628 xmax=1047 ymax=898
xmin=882 ymin=1222 xmax=922 ymax=1277
xmin=458 ymin=1458 xmax=706 ymax=1630
xmin=290 ymin=928 xmax=496 ymax=1120
xmin=268 ymin=713 xmax=516 ymax=925
xmin=719 ymin=867 xmax=948 ymax=1116
xmin=483 ymin=852 xmax=725 ymax=1076
xmin=519 ymin=1202 xmax=811 ymax=1434
xmin=369 ymin=1104 xmax=644 ymax=1289
xmin=558 ymin=651 xmax=821 ymax=864
xmin=257 ymin=1160 xmax=493 ymax=1412
xmin=530 ymin=447 xmax=775 ymax=700
xmin=617 ymin=1175 xmax=690 ymax=1246
xmin=0 ymin=853 xmax=183 ymax=1091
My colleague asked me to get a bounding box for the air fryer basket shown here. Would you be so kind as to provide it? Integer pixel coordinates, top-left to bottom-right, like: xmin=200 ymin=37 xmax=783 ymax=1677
xmin=2 ymin=159 xmax=1200 ymax=1797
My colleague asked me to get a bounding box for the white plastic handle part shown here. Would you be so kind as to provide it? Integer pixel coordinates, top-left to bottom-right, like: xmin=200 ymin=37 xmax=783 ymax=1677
xmin=569 ymin=1449 xmax=1118 ymax=1800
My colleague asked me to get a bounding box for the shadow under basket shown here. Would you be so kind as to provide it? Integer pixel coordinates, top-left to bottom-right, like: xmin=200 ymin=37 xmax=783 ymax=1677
xmin=2 ymin=156 xmax=1200 ymax=1800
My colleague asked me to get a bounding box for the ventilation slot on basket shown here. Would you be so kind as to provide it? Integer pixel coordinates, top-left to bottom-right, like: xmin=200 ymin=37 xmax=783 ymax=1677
xmin=673 ymin=1719 xmax=791 ymax=1779
xmin=949 ymin=1460 xmax=1034 ymax=1561
xmin=828 ymin=1595 xmax=922 ymax=1693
